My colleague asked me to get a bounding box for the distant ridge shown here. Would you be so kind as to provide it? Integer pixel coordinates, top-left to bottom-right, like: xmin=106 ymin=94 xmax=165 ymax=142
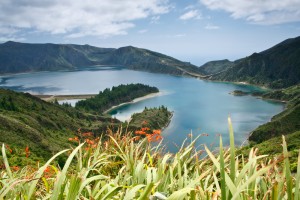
xmin=0 ymin=41 xmax=203 ymax=77
xmin=201 ymin=36 xmax=300 ymax=89
xmin=199 ymin=59 xmax=233 ymax=75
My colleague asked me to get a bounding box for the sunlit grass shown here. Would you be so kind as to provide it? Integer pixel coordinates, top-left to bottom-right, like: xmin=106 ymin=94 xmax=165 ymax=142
xmin=1 ymin=118 xmax=300 ymax=199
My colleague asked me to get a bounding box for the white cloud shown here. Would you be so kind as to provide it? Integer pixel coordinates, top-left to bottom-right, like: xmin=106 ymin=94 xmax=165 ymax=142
xmin=205 ymin=24 xmax=220 ymax=30
xmin=0 ymin=0 xmax=169 ymax=39
xmin=172 ymin=34 xmax=186 ymax=38
xmin=179 ymin=10 xmax=202 ymax=20
xmin=200 ymin=0 xmax=300 ymax=25
xmin=166 ymin=34 xmax=186 ymax=38
xmin=151 ymin=16 xmax=161 ymax=24
xmin=138 ymin=29 xmax=148 ymax=34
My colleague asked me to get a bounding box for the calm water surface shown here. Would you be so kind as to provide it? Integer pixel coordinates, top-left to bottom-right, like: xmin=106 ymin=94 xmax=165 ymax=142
xmin=0 ymin=67 xmax=284 ymax=152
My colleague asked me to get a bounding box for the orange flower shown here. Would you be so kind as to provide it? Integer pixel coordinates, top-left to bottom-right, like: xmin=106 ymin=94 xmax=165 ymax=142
xmin=82 ymin=132 xmax=93 ymax=137
xmin=68 ymin=138 xmax=73 ymax=141
xmin=135 ymin=130 xmax=146 ymax=135
xmin=44 ymin=166 xmax=51 ymax=173
xmin=5 ymin=145 xmax=12 ymax=153
xmin=85 ymin=139 xmax=95 ymax=145
xmin=133 ymin=136 xmax=141 ymax=141
xmin=152 ymin=129 xmax=161 ymax=135
xmin=141 ymin=127 xmax=150 ymax=132
xmin=25 ymin=146 xmax=30 ymax=158
xmin=11 ymin=166 xmax=20 ymax=171
xmin=43 ymin=166 xmax=56 ymax=178
xmin=146 ymin=134 xmax=152 ymax=142
xmin=155 ymin=135 xmax=162 ymax=141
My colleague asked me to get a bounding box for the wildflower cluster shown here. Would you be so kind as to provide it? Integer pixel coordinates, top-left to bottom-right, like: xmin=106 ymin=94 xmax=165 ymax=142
xmin=68 ymin=129 xmax=100 ymax=151
xmin=43 ymin=165 xmax=57 ymax=178
xmin=134 ymin=121 xmax=162 ymax=142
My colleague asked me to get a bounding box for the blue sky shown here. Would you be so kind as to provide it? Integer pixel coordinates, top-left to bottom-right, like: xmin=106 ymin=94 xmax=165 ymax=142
xmin=0 ymin=0 xmax=299 ymax=65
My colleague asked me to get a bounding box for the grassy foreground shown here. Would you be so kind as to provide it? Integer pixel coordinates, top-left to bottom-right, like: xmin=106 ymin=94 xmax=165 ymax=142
xmin=1 ymin=118 xmax=300 ymax=199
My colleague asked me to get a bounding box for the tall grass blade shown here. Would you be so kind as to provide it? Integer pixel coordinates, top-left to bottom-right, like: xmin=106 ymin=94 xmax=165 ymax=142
xmin=219 ymin=136 xmax=226 ymax=200
xmin=138 ymin=182 xmax=154 ymax=200
xmin=282 ymin=136 xmax=293 ymax=200
xmin=167 ymin=188 xmax=194 ymax=200
xmin=1 ymin=144 xmax=12 ymax=179
xmin=27 ymin=149 xmax=69 ymax=199
xmin=101 ymin=186 xmax=122 ymax=199
xmin=295 ymin=150 xmax=300 ymax=200
xmin=228 ymin=116 xmax=236 ymax=182
xmin=124 ymin=184 xmax=145 ymax=200
xmin=231 ymin=166 xmax=271 ymax=200
xmin=66 ymin=175 xmax=82 ymax=200
xmin=50 ymin=143 xmax=84 ymax=200
xmin=272 ymin=182 xmax=278 ymax=200
xmin=205 ymin=145 xmax=237 ymax=195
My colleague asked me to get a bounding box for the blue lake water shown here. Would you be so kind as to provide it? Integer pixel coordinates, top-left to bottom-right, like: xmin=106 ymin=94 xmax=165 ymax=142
xmin=0 ymin=67 xmax=284 ymax=152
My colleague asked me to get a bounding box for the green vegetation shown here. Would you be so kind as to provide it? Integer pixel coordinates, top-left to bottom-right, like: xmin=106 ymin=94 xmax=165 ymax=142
xmin=76 ymin=83 xmax=159 ymax=114
xmin=0 ymin=41 xmax=202 ymax=76
xmin=0 ymin=88 xmax=120 ymax=165
xmin=207 ymin=36 xmax=300 ymax=89
xmin=102 ymin=46 xmax=202 ymax=76
xmin=262 ymin=84 xmax=300 ymax=106
xmin=229 ymin=90 xmax=249 ymax=96
xmin=129 ymin=106 xmax=172 ymax=130
xmin=1 ymin=118 xmax=300 ymax=199
xmin=249 ymin=104 xmax=300 ymax=143
xmin=240 ymin=131 xmax=300 ymax=172
xmin=249 ymin=84 xmax=300 ymax=144
xmin=199 ymin=59 xmax=234 ymax=75
xmin=0 ymin=85 xmax=169 ymax=166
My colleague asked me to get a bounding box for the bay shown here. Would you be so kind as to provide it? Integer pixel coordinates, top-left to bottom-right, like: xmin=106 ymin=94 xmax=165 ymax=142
xmin=0 ymin=67 xmax=284 ymax=152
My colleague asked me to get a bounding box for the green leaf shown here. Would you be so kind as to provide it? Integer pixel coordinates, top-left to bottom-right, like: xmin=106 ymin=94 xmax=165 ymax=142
xmin=282 ymin=136 xmax=293 ymax=200
xmin=219 ymin=136 xmax=226 ymax=200
xmin=167 ymin=188 xmax=194 ymax=200
xmin=50 ymin=143 xmax=84 ymax=200
xmin=138 ymin=182 xmax=154 ymax=200
xmin=1 ymin=144 xmax=12 ymax=179
xmin=123 ymin=184 xmax=145 ymax=200
xmin=295 ymin=150 xmax=300 ymax=200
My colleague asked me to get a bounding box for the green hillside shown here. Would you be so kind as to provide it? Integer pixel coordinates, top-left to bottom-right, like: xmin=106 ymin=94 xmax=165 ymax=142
xmin=0 ymin=41 xmax=202 ymax=77
xmin=208 ymin=36 xmax=300 ymax=88
xmin=0 ymin=89 xmax=119 ymax=164
xmin=101 ymin=46 xmax=203 ymax=76
xmin=249 ymin=85 xmax=300 ymax=143
xmin=0 ymin=84 xmax=169 ymax=165
xmin=199 ymin=59 xmax=234 ymax=75
xmin=0 ymin=42 xmax=101 ymax=73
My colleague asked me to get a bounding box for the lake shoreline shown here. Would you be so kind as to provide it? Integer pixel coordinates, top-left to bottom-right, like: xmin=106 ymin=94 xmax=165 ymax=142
xmin=103 ymin=92 xmax=162 ymax=114
xmin=34 ymin=94 xmax=97 ymax=102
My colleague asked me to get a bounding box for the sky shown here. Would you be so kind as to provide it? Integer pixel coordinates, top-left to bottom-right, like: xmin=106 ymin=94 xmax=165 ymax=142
xmin=0 ymin=0 xmax=299 ymax=66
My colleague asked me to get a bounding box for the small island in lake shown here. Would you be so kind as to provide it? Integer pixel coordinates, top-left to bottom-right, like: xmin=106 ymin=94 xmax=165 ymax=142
xmin=130 ymin=106 xmax=173 ymax=130
xmin=229 ymin=90 xmax=249 ymax=96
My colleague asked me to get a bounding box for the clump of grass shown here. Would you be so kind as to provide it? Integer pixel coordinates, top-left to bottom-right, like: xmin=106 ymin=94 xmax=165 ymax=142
xmin=1 ymin=118 xmax=300 ymax=199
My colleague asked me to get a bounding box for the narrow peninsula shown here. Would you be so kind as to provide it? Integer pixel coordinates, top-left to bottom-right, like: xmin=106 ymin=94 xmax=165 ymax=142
xmin=75 ymin=83 xmax=159 ymax=114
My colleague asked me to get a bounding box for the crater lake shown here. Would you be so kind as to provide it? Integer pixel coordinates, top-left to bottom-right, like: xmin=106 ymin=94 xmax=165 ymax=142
xmin=0 ymin=66 xmax=284 ymax=152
